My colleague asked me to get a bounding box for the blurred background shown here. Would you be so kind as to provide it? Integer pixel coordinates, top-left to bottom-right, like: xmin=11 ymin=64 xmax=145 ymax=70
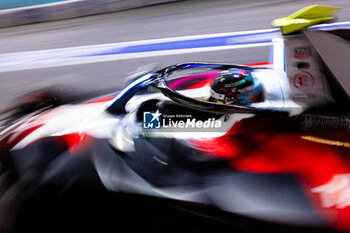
xmin=0 ymin=0 xmax=350 ymax=109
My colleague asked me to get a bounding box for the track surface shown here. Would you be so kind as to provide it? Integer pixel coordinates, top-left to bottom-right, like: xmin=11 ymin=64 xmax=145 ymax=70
xmin=0 ymin=0 xmax=350 ymax=108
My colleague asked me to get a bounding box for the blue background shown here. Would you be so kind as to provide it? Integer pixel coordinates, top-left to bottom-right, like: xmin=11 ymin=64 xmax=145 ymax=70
xmin=0 ymin=0 xmax=67 ymax=10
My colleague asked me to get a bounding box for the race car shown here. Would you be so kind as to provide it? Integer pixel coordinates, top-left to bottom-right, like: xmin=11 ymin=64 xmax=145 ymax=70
xmin=1 ymin=4 xmax=350 ymax=233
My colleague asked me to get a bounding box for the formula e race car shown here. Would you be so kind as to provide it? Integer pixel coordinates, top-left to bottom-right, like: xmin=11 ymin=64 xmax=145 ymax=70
xmin=1 ymin=5 xmax=350 ymax=233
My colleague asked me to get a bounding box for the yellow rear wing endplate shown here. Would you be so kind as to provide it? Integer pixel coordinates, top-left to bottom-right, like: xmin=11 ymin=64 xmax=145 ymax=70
xmin=272 ymin=5 xmax=341 ymax=35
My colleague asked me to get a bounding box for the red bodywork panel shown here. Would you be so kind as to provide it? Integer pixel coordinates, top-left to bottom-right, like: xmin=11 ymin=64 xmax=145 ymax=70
xmin=190 ymin=117 xmax=350 ymax=231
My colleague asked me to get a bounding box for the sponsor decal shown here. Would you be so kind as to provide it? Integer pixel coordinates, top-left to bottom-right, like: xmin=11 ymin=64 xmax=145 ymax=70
xmin=294 ymin=47 xmax=312 ymax=60
xmin=312 ymin=173 xmax=350 ymax=209
xmin=224 ymin=79 xmax=246 ymax=88
xmin=293 ymin=71 xmax=314 ymax=91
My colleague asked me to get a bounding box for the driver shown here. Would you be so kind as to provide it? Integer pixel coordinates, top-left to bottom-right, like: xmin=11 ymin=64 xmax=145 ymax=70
xmin=209 ymin=68 xmax=263 ymax=106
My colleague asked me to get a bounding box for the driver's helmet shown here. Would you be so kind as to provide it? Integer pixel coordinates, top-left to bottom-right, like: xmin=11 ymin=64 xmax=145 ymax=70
xmin=209 ymin=68 xmax=263 ymax=105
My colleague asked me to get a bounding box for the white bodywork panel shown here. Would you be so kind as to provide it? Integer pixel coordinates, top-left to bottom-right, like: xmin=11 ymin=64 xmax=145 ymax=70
xmin=283 ymin=34 xmax=335 ymax=107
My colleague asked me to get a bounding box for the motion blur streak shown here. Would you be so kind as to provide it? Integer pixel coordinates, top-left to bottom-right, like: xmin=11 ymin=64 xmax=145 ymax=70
xmin=271 ymin=38 xmax=285 ymax=71
xmin=0 ymin=30 xmax=279 ymax=73
xmin=1 ymin=22 xmax=349 ymax=74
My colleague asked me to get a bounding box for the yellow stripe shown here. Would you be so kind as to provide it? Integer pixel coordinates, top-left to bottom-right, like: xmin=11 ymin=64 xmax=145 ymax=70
xmin=301 ymin=135 xmax=350 ymax=148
